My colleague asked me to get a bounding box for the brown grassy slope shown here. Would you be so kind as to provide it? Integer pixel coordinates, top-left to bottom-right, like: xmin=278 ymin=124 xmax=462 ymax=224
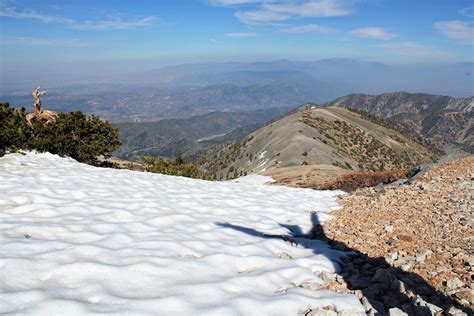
xmin=197 ymin=107 xmax=442 ymax=185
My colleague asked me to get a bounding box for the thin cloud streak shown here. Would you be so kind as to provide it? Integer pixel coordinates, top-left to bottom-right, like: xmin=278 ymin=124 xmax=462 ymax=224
xmin=284 ymin=23 xmax=335 ymax=33
xmin=226 ymin=32 xmax=259 ymax=37
xmin=71 ymin=16 xmax=157 ymax=30
xmin=435 ymin=20 xmax=474 ymax=44
xmin=458 ymin=5 xmax=474 ymax=18
xmin=2 ymin=36 xmax=95 ymax=48
xmin=230 ymin=0 xmax=351 ymax=25
xmin=0 ymin=6 xmax=157 ymax=30
xmin=350 ymin=27 xmax=395 ymax=40
xmin=0 ymin=7 xmax=72 ymax=23
xmin=264 ymin=0 xmax=350 ymax=18
xmin=208 ymin=0 xmax=262 ymax=5
xmin=235 ymin=9 xmax=289 ymax=24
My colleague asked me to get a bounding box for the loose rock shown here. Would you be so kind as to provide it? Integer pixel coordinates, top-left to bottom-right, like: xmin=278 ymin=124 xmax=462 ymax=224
xmin=323 ymin=157 xmax=474 ymax=310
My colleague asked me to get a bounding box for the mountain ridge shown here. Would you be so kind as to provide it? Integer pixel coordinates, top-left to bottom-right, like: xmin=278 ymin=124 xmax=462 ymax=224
xmin=197 ymin=106 xmax=442 ymax=183
xmin=323 ymin=91 xmax=473 ymax=152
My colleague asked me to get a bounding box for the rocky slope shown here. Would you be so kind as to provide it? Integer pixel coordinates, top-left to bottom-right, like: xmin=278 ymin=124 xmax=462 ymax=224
xmin=197 ymin=107 xmax=442 ymax=182
xmin=325 ymin=92 xmax=473 ymax=152
xmin=321 ymin=156 xmax=473 ymax=313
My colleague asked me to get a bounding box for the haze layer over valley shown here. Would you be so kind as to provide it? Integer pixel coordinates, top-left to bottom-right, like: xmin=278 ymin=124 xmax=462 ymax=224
xmin=2 ymin=59 xmax=473 ymax=123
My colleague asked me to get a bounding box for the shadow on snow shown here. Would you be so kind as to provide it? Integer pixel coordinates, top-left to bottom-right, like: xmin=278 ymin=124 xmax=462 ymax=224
xmin=216 ymin=212 xmax=472 ymax=315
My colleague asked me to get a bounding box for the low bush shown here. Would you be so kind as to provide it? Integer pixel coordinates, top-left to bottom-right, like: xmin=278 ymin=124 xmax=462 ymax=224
xmin=321 ymin=170 xmax=409 ymax=192
xmin=138 ymin=155 xmax=212 ymax=180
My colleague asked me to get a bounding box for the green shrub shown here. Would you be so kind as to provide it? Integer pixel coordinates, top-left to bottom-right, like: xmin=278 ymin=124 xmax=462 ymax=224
xmin=0 ymin=104 xmax=31 ymax=155
xmin=1 ymin=103 xmax=121 ymax=165
xmin=138 ymin=155 xmax=211 ymax=180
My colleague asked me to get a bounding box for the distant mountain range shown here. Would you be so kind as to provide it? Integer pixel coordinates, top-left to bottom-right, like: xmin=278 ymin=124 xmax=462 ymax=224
xmin=129 ymin=59 xmax=474 ymax=98
xmin=197 ymin=106 xmax=442 ymax=182
xmin=324 ymin=92 xmax=473 ymax=153
xmin=122 ymin=59 xmax=474 ymax=98
xmin=2 ymin=59 xmax=472 ymax=122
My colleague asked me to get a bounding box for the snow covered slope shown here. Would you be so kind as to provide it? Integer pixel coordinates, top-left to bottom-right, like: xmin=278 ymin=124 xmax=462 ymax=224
xmin=0 ymin=153 xmax=363 ymax=314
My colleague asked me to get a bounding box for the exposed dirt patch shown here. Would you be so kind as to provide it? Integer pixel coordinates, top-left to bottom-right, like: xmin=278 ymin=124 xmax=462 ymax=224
xmin=263 ymin=164 xmax=350 ymax=188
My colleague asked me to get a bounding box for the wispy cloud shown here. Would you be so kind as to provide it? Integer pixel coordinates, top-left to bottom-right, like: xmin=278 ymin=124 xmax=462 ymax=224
xmin=435 ymin=20 xmax=474 ymax=44
xmin=71 ymin=16 xmax=157 ymax=30
xmin=458 ymin=5 xmax=474 ymax=18
xmin=0 ymin=7 xmax=70 ymax=23
xmin=235 ymin=9 xmax=289 ymax=24
xmin=377 ymin=42 xmax=454 ymax=59
xmin=2 ymin=36 xmax=94 ymax=48
xmin=0 ymin=6 xmax=157 ymax=30
xmin=209 ymin=0 xmax=262 ymax=5
xmin=264 ymin=0 xmax=350 ymax=18
xmin=350 ymin=27 xmax=395 ymax=40
xmin=284 ymin=23 xmax=335 ymax=33
xmin=215 ymin=0 xmax=351 ymax=25
xmin=226 ymin=32 xmax=259 ymax=37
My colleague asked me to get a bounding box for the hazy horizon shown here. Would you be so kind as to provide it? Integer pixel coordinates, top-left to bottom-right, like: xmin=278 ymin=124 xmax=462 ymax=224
xmin=1 ymin=0 xmax=474 ymax=89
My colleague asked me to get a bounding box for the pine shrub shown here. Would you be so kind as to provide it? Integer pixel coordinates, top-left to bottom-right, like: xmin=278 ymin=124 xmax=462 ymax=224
xmin=0 ymin=103 xmax=121 ymax=165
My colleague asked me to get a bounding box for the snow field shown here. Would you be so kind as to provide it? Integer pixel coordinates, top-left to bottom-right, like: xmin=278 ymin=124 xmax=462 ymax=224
xmin=0 ymin=153 xmax=363 ymax=314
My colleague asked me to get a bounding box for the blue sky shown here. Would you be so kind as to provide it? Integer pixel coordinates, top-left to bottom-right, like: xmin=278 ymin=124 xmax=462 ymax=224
xmin=1 ymin=0 xmax=473 ymax=74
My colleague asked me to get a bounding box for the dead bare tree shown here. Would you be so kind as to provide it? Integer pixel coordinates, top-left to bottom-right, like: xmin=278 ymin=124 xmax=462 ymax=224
xmin=26 ymin=87 xmax=59 ymax=126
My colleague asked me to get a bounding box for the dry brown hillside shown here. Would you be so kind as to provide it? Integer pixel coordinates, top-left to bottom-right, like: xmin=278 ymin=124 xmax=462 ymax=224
xmin=197 ymin=107 xmax=442 ymax=185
